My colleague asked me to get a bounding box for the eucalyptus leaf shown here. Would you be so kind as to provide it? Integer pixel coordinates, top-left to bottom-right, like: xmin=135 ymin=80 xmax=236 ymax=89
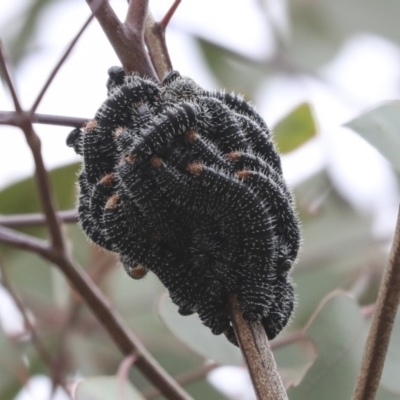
xmin=273 ymin=337 xmax=316 ymax=389
xmin=158 ymin=293 xmax=242 ymax=365
xmin=345 ymin=102 xmax=400 ymax=173
xmin=290 ymin=171 xmax=375 ymax=328
xmin=287 ymin=291 xmax=366 ymax=399
xmin=75 ymin=376 xmax=144 ymax=400
xmin=273 ymin=103 xmax=317 ymax=154
xmin=196 ymin=37 xmax=268 ymax=98
xmin=0 ymin=326 xmax=25 ymax=396
xmin=287 ymin=0 xmax=400 ymax=68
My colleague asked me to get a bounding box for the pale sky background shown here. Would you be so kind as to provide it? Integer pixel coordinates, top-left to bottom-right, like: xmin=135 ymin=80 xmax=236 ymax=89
xmin=1 ymin=1 xmax=400 ymax=399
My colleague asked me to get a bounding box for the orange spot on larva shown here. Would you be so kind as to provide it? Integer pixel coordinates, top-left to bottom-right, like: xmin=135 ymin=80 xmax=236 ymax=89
xmin=114 ymin=126 xmax=125 ymax=137
xmin=124 ymin=153 xmax=136 ymax=164
xmin=187 ymin=163 xmax=203 ymax=176
xmin=150 ymin=156 xmax=163 ymax=168
xmin=105 ymin=194 xmax=119 ymax=209
xmin=226 ymin=151 xmax=241 ymax=161
xmin=237 ymin=170 xmax=251 ymax=180
xmin=100 ymin=173 xmax=115 ymax=186
xmin=185 ymin=130 xmax=199 ymax=142
xmin=85 ymin=119 xmax=97 ymax=131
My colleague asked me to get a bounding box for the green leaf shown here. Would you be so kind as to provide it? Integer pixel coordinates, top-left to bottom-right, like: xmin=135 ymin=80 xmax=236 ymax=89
xmin=273 ymin=103 xmax=317 ymax=154
xmin=287 ymin=291 xmax=366 ymax=399
xmin=75 ymin=376 xmax=144 ymax=400
xmin=290 ymin=171 xmax=376 ymax=328
xmin=287 ymin=0 xmax=400 ymax=68
xmin=344 ymin=102 xmax=400 ymax=173
xmin=0 ymin=163 xmax=80 ymax=302
xmin=0 ymin=326 xmax=25 ymax=396
xmin=158 ymin=293 xmax=242 ymax=365
xmin=273 ymin=338 xmax=316 ymax=389
xmin=0 ymin=162 xmax=79 ymax=217
xmin=1 ymin=0 xmax=67 ymax=66
xmin=196 ymin=37 xmax=269 ymax=98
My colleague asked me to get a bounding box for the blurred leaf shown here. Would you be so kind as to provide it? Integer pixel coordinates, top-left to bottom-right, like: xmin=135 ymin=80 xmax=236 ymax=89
xmin=273 ymin=103 xmax=317 ymax=153
xmin=273 ymin=337 xmax=316 ymax=389
xmin=345 ymin=102 xmax=400 ymax=173
xmin=158 ymin=293 xmax=242 ymax=365
xmin=287 ymin=291 xmax=366 ymax=399
xmin=0 ymin=326 xmax=25 ymax=397
xmin=290 ymin=171 xmax=376 ymax=328
xmin=2 ymin=0 xmax=68 ymax=65
xmin=0 ymin=162 xmax=79 ymax=217
xmin=196 ymin=37 xmax=269 ymax=98
xmin=68 ymin=332 xmax=121 ymax=377
xmin=75 ymin=376 xmax=144 ymax=400
xmin=287 ymin=0 xmax=400 ymax=68
xmin=0 ymin=163 xmax=80 ymax=302
xmin=379 ymin=306 xmax=400 ymax=395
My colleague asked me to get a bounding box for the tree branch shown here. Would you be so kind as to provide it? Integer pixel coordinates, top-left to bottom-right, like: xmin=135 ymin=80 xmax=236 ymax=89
xmin=0 ymin=111 xmax=87 ymax=128
xmin=144 ymin=0 xmax=182 ymax=81
xmin=0 ymin=210 xmax=78 ymax=228
xmin=0 ymin=226 xmax=51 ymax=258
xmin=353 ymin=206 xmax=400 ymax=400
xmin=229 ymin=295 xmax=288 ymax=400
xmin=85 ymin=0 xmax=156 ymax=77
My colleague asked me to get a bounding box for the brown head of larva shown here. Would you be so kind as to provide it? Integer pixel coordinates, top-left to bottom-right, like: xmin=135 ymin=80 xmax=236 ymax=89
xmin=128 ymin=264 xmax=147 ymax=280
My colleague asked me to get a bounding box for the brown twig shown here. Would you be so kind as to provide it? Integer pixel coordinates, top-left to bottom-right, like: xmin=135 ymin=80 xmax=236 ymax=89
xmin=0 ymin=210 xmax=78 ymax=228
xmin=353 ymin=206 xmax=400 ymax=400
xmin=144 ymin=0 xmax=182 ymax=80
xmin=0 ymin=111 xmax=87 ymax=128
xmin=30 ymin=13 xmax=95 ymax=114
xmin=85 ymin=0 xmax=156 ymax=77
xmin=0 ymin=226 xmax=51 ymax=258
xmin=229 ymin=295 xmax=288 ymax=400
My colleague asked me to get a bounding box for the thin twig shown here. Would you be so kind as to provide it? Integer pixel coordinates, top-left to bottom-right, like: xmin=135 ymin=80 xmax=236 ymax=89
xmin=0 ymin=110 xmax=87 ymax=128
xmin=0 ymin=210 xmax=78 ymax=228
xmin=30 ymin=13 xmax=96 ymax=113
xmin=229 ymin=295 xmax=288 ymax=400
xmin=353 ymin=206 xmax=400 ymax=400
xmin=0 ymin=226 xmax=50 ymax=258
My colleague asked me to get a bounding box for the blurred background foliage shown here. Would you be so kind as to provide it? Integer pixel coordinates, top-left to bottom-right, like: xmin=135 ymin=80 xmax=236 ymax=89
xmin=1 ymin=0 xmax=400 ymax=399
